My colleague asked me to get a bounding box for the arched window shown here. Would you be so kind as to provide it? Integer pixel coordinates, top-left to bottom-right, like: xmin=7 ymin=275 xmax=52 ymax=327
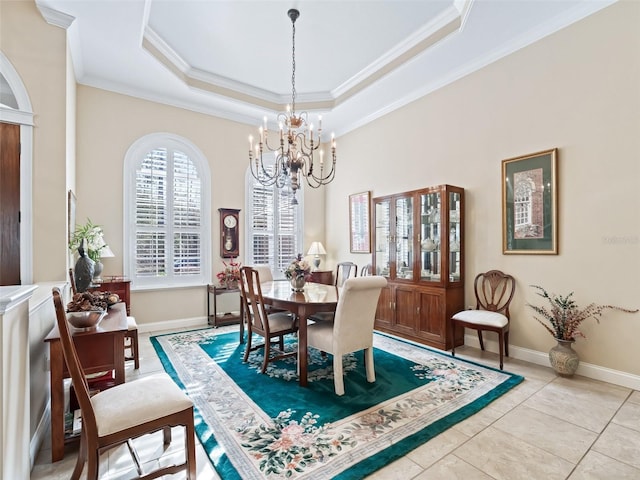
xmin=514 ymin=178 xmax=534 ymax=228
xmin=124 ymin=133 xmax=211 ymax=289
xmin=244 ymin=167 xmax=304 ymax=279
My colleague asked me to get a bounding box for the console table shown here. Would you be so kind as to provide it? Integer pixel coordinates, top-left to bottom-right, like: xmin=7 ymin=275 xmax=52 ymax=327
xmin=45 ymin=302 xmax=127 ymax=462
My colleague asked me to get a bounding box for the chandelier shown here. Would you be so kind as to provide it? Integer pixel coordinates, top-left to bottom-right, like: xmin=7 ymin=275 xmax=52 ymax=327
xmin=248 ymin=8 xmax=337 ymax=205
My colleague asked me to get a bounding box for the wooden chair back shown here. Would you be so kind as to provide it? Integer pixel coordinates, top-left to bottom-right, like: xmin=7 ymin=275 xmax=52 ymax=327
xmin=335 ymin=262 xmax=358 ymax=287
xmin=69 ymin=268 xmax=77 ymax=295
xmin=52 ymin=287 xmax=99 ymax=437
xmin=240 ymin=266 xmax=271 ymax=336
xmin=474 ymin=270 xmax=516 ymax=318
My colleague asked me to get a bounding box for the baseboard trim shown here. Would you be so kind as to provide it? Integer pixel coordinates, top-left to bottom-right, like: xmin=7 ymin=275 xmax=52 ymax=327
xmin=463 ymin=333 xmax=640 ymax=391
xmin=31 ymin=403 xmax=50 ymax=469
xmin=137 ymin=316 xmax=209 ymax=334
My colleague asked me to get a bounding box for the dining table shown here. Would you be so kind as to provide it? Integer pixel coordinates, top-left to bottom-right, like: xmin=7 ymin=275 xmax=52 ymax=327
xmin=260 ymin=281 xmax=339 ymax=387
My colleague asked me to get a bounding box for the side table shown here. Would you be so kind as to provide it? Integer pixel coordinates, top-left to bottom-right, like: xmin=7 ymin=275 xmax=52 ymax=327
xmin=90 ymin=277 xmax=131 ymax=315
xmin=207 ymin=284 xmax=245 ymax=342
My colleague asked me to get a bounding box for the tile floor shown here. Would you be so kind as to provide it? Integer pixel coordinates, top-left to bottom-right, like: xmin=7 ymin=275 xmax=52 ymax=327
xmin=31 ymin=325 xmax=640 ymax=479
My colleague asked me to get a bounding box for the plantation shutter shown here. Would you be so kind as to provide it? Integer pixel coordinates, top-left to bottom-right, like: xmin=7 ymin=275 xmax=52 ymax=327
xmin=134 ymin=148 xmax=202 ymax=280
xmin=246 ymin=170 xmax=303 ymax=278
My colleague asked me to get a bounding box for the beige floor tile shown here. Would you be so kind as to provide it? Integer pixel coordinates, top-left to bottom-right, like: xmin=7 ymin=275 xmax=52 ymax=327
xmin=612 ymin=400 xmax=640 ymax=433
xmin=493 ymin=404 xmax=598 ymax=463
xmin=523 ymin=379 xmax=627 ymax=433
xmin=416 ymin=454 xmax=494 ymax=479
xmin=569 ymin=450 xmax=640 ymax=479
xmin=451 ymin=404 xmax=504 ymax=437
xmin=454 ymin=426 xmax=574 ymax=480
xmin=592 ymin=423 xmax=640 ymax=469
xmin=365 ymin=456 xmax=423 ymax=479
xmin=628 ymin=390 xmax=640 ymax=404
xmin=406 ymin=428 xmax=471 ymax=469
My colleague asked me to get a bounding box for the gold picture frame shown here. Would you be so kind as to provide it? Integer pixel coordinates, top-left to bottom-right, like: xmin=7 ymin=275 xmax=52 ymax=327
xmin=502 ymin=148 xmax=558 ymax=254
xmin=349 ymin=191 xmax=371 ymax=253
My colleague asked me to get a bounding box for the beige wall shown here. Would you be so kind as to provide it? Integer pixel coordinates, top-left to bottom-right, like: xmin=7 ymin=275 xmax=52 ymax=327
xmin=75 ymin=86 xmax=325 ymax=324
xmin=3 ymin=0 xmax=639 ymax=378
xmin=1 ymin=0 xmax=69 ymax=283
xmin=326 ymin=1 xmax=640 ymax=374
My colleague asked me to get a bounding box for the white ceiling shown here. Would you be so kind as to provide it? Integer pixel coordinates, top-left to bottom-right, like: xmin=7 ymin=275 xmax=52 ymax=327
xmin=35 ymin=0 xmax=615 ymax=137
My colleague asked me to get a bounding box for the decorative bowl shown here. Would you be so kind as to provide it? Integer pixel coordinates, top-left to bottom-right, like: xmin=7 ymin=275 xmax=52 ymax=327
xmin=66 ymin=310 xmax=106 ymax=329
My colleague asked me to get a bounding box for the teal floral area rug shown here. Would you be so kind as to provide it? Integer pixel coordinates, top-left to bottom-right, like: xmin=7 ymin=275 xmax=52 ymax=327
xmin=150 ymin=329 xmax=523 ymax=480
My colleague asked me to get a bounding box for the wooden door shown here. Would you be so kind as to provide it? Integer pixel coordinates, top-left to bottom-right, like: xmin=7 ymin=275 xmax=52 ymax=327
xmin=0 ymin=122 xmax=21 ymax=285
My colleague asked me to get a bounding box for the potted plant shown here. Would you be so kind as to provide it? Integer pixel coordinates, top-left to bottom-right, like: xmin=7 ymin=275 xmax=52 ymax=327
xmin=69 ymin=218 xmax=109 ymax=263
xmin=284 ymin=254 xmax=311 ymax=292
xmin=527 ymin=285 xmax=638 ymax=376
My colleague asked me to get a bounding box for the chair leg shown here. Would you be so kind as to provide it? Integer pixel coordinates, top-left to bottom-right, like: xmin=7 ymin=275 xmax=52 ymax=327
xmin=364 ymin=347 xmax=375 ymax=383
xmin=86 ymin=447 xmax=99 ymax=480
xmin=243 ymin=333 xmax=252 ymax=362
xmin=130 ymin=330 xmax=140 ymax=369
xmin=261 ymin=342 xmax=270 ymax=374
xmin=450 ymin=319 xmax=456 ymax=357
xmin=185 ymin=416 xmax=197 ymax=480
xmin=71 ymin=430 xmax=87 ymax=480
xmin=278 ymin=335 xmax=284 ymax=351
xmin=163 ymin=426 xmax=172 ymax=445
xmin=504 ymin=330 xmax=510 ymax=357
xmin=333 ymin=354 xmax=345 ymax=396
xmin=477 ymin=330 xmax=485 ymax=351
xmin=498 ymin=331 xmax=504 ymax=370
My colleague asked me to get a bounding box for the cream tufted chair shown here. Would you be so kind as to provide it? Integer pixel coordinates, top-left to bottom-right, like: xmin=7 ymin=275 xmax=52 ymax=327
xmin=450 ymin=270 xmax=516 ymax=370
xmin=51 ymin=288 xmax=196 ymax=480
xmin=306 ymin=276 xmax=387 ymax=395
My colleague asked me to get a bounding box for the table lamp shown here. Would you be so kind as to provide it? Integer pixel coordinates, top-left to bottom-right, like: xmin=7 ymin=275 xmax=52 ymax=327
xmin=307 ymin=242 xmax=326 ymax=270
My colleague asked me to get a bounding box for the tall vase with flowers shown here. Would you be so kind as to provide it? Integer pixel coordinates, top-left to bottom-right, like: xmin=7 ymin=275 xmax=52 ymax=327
xmin=527 ymin=285 xmax=638 ymax=376
xmin=216 ymin=259 xmax=242 ymax=289
xmin=284 ymin=254 xmax=311 ymax=292
xmin=69 ymin=218 xmax=111 ymax=290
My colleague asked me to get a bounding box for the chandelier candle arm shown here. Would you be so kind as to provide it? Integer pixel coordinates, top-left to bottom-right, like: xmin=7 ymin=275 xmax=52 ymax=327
xmin=247 ymin=8 xmax=337 ymax=205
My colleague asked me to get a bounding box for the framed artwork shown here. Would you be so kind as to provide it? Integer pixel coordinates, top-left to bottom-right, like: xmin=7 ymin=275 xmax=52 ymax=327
xmin=502 ymin=148 xmax=558 ymax=254
xmin=349 ymin=191 xmax=371 ymax=253
xmin=68 ymin=190 xmax=76 ymax=244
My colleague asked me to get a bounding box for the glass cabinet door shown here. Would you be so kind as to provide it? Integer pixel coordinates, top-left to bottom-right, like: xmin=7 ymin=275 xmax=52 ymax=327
xmin=395 ymin=196 xmax=413 ymax=280
xmin=420 ymin=191 xmax=441 ymax=282
xmin=374 ymin=199 xmax=391 ymax=277
xmin=449 ymin=191 xmax=462 ymax=281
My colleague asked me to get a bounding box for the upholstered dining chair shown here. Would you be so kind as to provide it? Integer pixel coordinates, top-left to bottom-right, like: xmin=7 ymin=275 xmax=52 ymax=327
xmin=51 ymin=287 xmax=196 ymax=480
xmin=450 ymin=270 xmax=516 ymax=370
xmin=69 ymin=269 xmax=140 ymax=369
xmin=306 ymin=276 xmax=387 ymax=395
xmin=240 ymin=266 xmax=298 ymax=373
xmin=309 ymin=261 xmax=359 ymax=323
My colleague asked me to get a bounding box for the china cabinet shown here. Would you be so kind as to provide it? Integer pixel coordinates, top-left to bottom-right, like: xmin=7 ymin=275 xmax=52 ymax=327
xmin=373 ymin=185 xmax=465 ymax=350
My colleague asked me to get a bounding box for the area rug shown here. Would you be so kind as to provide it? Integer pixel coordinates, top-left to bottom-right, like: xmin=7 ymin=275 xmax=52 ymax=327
xmin=151 ymin=329 xmax=523 ymax=480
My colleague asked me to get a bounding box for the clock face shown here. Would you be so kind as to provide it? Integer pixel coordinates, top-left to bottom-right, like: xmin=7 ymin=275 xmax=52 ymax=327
xmin=224 ymin=215 xmax=237 ymax=229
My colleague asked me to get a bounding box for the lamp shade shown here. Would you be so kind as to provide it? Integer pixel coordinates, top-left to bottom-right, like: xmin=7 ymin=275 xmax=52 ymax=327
xmin=100 ymin=245 xmax=115 ymax=258
xmin=307 ymin=242 xmax=326 ymax=256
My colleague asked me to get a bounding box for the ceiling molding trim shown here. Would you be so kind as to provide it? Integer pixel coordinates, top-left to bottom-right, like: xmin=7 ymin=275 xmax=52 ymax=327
xmin=35 ymin=2 xmax=75 ymax=29
xmin=335 ymin=0 xmax=618 ymax=137
xmin=332 ymin=1 xmax=463 ymax=99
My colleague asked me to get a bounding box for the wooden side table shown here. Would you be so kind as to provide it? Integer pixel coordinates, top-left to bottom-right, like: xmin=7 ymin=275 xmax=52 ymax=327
xmin=309 ymin=270 xmax=333 ymax=285
xmin=207 ymin=284 xmax=245 ymax=342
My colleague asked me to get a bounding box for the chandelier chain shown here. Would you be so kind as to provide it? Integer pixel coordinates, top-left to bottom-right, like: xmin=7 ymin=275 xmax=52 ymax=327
xmin=291 ymin=18 xmax=296 ymax=115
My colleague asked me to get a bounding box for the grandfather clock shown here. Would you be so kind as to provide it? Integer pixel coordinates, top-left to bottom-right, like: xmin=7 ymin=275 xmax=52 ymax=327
xmin=219 ymin=208 xmax=240 ymax=258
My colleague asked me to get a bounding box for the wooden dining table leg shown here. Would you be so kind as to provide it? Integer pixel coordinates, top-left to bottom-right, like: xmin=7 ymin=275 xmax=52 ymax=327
xmin=297 ymin=306 xmax=309 ymax=387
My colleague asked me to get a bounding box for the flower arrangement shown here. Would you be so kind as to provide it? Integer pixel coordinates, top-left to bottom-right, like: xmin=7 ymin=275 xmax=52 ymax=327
xmin=284 ymin=253 xmax=311 ymax=280
xmin=69 ymin=218 xmax=108 ymax=262
xmin=216 ymin=259 xmax=242 ymax=287
xmin=527 ymin=285 xmax=638 ymax=341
